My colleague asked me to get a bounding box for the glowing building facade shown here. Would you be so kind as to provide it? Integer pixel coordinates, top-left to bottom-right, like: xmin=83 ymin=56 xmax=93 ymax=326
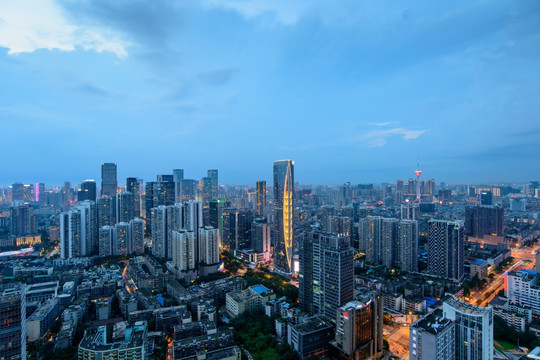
xmin=273 ymin=160 xmax=294 ymax=273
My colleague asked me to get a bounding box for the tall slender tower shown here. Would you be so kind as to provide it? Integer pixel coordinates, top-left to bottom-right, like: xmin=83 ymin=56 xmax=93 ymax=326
xmin=273 ymin=160 xmax=294 ymax=273
xmin=415 ymin=161 xmax=422 ymax=203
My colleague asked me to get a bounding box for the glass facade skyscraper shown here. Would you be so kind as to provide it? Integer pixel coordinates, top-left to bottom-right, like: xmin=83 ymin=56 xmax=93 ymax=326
xmin=273 ymin=159 xmax=294 ymax=273
xmin=101 ymin=163 xmax=117 ymax=197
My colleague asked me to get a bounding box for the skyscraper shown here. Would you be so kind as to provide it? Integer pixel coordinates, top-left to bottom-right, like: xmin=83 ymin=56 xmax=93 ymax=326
xmin=273 ymin=159 xmax=294 ymax=273
xmin=172 ymin=229 xmax=196 ymax=272
xmin=251 ymin=217 xmax=271 ymax=254
xmin=0 ymin=283 xmax=26 ymax=360
xmin=398 ymin=220 xmax=419 ymax=272
xmin=207 ymin=169 xmax=218 ymax=199
xmin=101 ymin=163 xmax=117 ymax=197
xmin=99 ymin=225 xmax=114 ymax=257
xmin=97 ymin=195 xmax=115 ymax=228
xmin=256 ymin=180 xmax=266 ymax=216
xmin=428 ymin=220 xmax=464 ymax=281
xmin=78 ymin=180 xmax=97 ymax=202
xmin=173 ymin=169 xmax=184 ymax=203
xmin=209 ymin=199 xmax=226 ymax=247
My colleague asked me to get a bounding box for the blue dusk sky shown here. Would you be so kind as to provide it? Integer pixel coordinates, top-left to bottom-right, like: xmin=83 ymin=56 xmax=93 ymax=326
xmin=1 ymin=0 xmax=539 ymax=186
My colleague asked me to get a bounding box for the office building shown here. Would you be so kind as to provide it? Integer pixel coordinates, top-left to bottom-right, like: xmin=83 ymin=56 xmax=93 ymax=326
xmin=300 ymin=231 xmax=354 ymax=319
xmin=223 ymin=209 xmax=254 ymax=251
xmin=35 ymin=182 xmax=45 ymax=202
xmin=78 ymin=322 xmax=147 ymax=360
xmin=10 ymin=182 xmax=25 ymax=201
xmin=333 ymin=293 xmax=384 ymax=360
xmin=200 ymin=177 xmax=213 ymax=204
xmin=358 ymin=216 xmax=381 ymax=263
xmin=209 ymin=199 xmax=226 ymax=247
xmin=428 ymin=220 xmax=464 ymax=281
xmin=409 ymin=309 xmax=455 ymax=360
xmin=0 ymin=283 xmax=26 ymax=360
xmin=208 ymin=169 xmax=219 ymax=199
xmin=465 ymin=205 xmax=504 ymax=239
xmin=442 ymin=295 xmax=493 ymax=360
xmin=101 ymin=163 xmax=117 ymax=197
xmin=273 ymin=159 xmax=294 ymax=273
xmin=287 ymin=316 xmax=334 ymax=360
xmin=199 ymin=226 xmax=220 ymax=265
xmin=256 ymin=180 xmax=266 ymax=216
xmin=77 ymin=200 xmax=98 ymax=255
xmin=78 ymin=180 xmax=97 ymax=202
xmin=179 ymin=179 xmax=197 ymax=201
xmin=10 ymin=203 xmax=36 ymax=237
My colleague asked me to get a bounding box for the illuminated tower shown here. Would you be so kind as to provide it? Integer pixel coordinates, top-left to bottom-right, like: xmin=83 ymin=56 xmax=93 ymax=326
xmin=273 ymin=160 xmax=294 ymax=273
xmin=415 ymin=162 xmax=422 ymax=203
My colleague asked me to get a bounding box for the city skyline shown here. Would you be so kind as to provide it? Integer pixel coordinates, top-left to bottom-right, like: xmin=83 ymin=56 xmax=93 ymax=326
xmin=1 ymin=1 xmax=540 ymax=184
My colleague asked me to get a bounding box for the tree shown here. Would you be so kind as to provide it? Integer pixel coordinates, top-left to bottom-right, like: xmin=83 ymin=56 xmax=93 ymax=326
xmin=111 ymin=295 xmax=121 ymax=318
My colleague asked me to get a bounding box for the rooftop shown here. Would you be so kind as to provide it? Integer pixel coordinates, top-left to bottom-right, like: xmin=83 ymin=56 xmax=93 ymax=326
xmin=293 ymin=316 xmax=334 ymax=335
xmin=411 ymin=309 xmax=453 ymax=335
xmin=443 ymin=295 xmax=492 ymax=315
xmin=250 ymin=284 xmax=271 ymax=295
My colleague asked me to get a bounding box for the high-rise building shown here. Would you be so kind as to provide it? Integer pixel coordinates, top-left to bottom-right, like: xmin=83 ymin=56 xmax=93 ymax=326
xmin=251 ymin=217 xmax=271 ymax=254
xmin=97 ymin=196 xmax=115 ymax=228
xmin=209 ymin=199 xmax=226 ymax=247
xmin=428 ymin=220 xmax=464 ymax=281
xmin=99 ymin=225 xmax=114 ymax=257
xmin=506 ymin=270 xmax=540 ymax=316
xmin=409 ymin=309 xmax=455 ymax=360
xmin=222 ymin=209 xmax=254 ymax=251
xmin=398 ymin=220 xmax=418 ymax=272
xmin=480 ymin=191 xmax=493 ymax=205
xmin=179 ymin=179 xmax=197 ymax=201
xmin=299 ymin=231 xmax=354 ymax=318
xmin=77 ymin=200 xmax=98 ymax=255
xmin=273 ymin=159 xmax=294 ymax=273
xmin=442 ymin=295 xmax=493 ymax=360
xmin=10 ymin=203 xmax=36 ymax=237
xmin=173 ymin=169 xmax=184 ymax=203
xmin=358 ymin=216 xmax=382 ymax=264
xmin=101 ymin=163 xmax=117 ymax=197
xmin=401 ymin=203 xmax=419 ymax=221
xmin=333 ymin=293 xmax=384 ymax=360
xmin=256 ymin=181 xmax=266 ymax=216
xmin=78 ymin=180 xmax=97 ymax=202
xmin=208 ymin=169 xmax=218 ymax=199
xmin=126 ymin=177 xmax=142 ymax=218
xmin=200 ymin=177 xmax=213 ymax=204
xmin=199 ymin=226 xmax=220 ymax=265
xmin=60 ymin=210 xmax=80 ymax=259
xmin=464 ymin=205 xmax=504 ymax=239
xmin=130 ymin=218 xmax=145 ymax=254
xmin=172 ymin=229 xmax=196 ymax=272
xmin=0 ymin=283 xmax=26 ymax=360
xmin=381 ymin=218 xmax=399 ymax=269
xmin=115 ymin=222 xmax=129 ymax=255
xmin=10 ymin=182 xmax=25 ymax=201
xmin=35 ymin=182 xmax=45 ymax=202
xmin=116 ymin=191 xmax=135 ymax=223
xmin=151 ymin=206 xmax=168 ymax=259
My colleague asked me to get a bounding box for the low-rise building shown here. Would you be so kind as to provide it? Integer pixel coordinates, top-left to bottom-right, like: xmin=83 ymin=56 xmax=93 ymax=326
xmin=78 ymin=322 xmax=147 ymax=360
xmin=225 ymin=284 xmax=276 ymax=317
xmin=26 ymin=298 xmax=59 ymax=341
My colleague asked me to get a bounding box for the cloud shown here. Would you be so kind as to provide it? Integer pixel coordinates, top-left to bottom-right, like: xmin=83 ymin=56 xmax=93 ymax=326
xmin=0 ymin=0 xmax=129 ymax=58
xmin=351 ymin=126 xmax=428 ymax=147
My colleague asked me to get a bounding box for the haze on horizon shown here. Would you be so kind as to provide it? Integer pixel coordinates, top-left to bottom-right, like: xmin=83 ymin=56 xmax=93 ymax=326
xmin=1 ymin=0 xmax=539 ymax=186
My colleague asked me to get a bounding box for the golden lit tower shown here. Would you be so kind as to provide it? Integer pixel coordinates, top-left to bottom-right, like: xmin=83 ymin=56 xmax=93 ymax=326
xmin=273 ymin=160 xmax=294 ymax=273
